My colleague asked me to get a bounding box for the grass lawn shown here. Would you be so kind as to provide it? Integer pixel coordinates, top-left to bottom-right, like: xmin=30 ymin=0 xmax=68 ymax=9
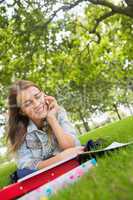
xmin=49 ymin=116 xmax=133 ymax=200
xmin=0 ymin=116 xmax=133 ymax=200
xmin=0 ymin=162 xmax=16 ymax=188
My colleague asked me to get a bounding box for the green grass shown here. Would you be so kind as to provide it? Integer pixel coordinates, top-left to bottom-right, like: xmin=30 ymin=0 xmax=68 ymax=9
xmin=0 ymin=162 xmax=16 ymax=188
xmin=79 ymin=116 xmax=133 ymax=144
xmin=0 ymin=116 xmax=133 ymax=200
xmin=50 ymin=147 xmax=133 ymax=200
xmin=49 ymin=116 xmax=133 ymax=200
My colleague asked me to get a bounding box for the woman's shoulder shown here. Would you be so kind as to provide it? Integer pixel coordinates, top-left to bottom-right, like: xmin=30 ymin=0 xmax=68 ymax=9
xmin=27 ymin=120 xmax=38 ymax=133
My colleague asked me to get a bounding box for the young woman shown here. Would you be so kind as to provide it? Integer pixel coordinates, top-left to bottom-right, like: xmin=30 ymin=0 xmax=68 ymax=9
xmin=7 ymin=80 xmax=83 ymax=172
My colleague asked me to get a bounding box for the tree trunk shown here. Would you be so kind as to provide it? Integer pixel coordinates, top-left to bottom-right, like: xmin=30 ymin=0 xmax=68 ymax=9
xmin=113 ymin=104 xmax=121 ymax=120
xmin=78 ymin=109 xmax=90 ymax=132
xmin=75 ymin=125 xmax=83 ymax=135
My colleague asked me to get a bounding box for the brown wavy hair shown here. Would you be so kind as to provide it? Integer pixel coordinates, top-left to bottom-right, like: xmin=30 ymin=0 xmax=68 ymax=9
xmin=7 ymin=80 xmax=41 ymax=152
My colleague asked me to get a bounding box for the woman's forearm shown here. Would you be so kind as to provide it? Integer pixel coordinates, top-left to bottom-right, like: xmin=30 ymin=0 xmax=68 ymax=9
xmin=47 ymin=116 xmax=75 ymax=150
xmin=36 ymin=146 xmax=84 ymax=170
xmin=36 ymin=154 xmax=62 ymax=170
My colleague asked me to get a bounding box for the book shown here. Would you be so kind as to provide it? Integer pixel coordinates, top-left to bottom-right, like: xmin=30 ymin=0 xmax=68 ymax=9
xmin=78 ymin=141 xmax=133 ymax=163
xmin=18 ymin=159 xmax=96 ymax=200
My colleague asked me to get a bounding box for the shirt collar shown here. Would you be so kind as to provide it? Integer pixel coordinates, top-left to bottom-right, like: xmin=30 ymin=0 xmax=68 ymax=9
xmin=27 ymin=119 xmax=49 ymax=133
xmin=27 ymin=120 xmax=38 ymax=133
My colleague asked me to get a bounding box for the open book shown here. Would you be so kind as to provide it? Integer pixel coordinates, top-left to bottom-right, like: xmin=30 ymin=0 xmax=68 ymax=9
xmin=78 ymin=141 xmax=133 ymax=162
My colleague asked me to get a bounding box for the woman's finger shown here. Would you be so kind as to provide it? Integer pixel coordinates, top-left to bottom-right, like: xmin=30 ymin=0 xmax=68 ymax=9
xmin=49 ymin=102 xmax=55 ymax=110
xmin=44 ymin=95 xmax=55 ymax=102
xmin=44 ymin=96 xmax=57 ymax=107
xmin=76 ymin=146 xmax=85 ymax=154
xmin=75 ymin=146 xmax=84 ymax=150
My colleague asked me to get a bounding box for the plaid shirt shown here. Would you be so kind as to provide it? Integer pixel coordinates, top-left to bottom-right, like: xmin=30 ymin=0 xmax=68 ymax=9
xmin=16 ymin=107 xmax=80 ymax=170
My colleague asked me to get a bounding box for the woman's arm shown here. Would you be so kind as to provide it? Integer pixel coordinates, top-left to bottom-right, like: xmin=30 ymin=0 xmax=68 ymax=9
xmin=17 ymin=142 xmax=83 ymax=170
xmin=16 ymin=142 xmax=42 ymax=169
xmin=47 ymin=115 xmax=76 ymax=150
xmin=45 ymin=96 xmax=80 ymax=150
xmin=36 ymin=146 xmax=84 ymax=170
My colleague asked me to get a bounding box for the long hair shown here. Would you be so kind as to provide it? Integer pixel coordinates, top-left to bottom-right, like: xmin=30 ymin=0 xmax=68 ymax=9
xmin=7 ymin=80 xmax=41 ymax=152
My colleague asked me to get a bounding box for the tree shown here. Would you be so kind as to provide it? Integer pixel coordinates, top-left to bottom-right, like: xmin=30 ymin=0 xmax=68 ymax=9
xmin=0 ymin=0 xmax=132 ymax=116
xmin=1 ymin=0 xmax=133 ymax=33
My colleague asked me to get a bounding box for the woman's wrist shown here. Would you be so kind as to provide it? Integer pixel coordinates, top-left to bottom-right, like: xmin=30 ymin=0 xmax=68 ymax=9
xmin=46 ymin=114 xmax=57 ymax=124
xmin=36 ymin=153 xmax=62 ymax=170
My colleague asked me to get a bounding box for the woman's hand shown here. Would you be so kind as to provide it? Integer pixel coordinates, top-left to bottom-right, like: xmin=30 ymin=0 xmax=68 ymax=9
xmin=44 ymin=95 xmax=60 ymax=120
xmin=59 ymin=146 xmax=84 ymax=160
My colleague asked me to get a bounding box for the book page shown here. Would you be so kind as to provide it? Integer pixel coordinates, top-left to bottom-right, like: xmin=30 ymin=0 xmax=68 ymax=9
xmin=104 ymin=141 xmax=130 ymax=150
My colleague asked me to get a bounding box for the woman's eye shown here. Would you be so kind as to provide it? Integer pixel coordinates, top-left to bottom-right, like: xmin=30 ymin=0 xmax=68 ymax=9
xmin=36 ymin=94 xmax=42 ymax=99
xmin=24 ymin=101 xmax=32 ymax=107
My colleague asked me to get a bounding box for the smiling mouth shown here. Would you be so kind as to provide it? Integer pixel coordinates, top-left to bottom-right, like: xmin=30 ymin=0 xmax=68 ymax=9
xmin=35 ymin=104 xmax=47 ymax=114
xmin=35 ymin=105 xmax=44 ymax=113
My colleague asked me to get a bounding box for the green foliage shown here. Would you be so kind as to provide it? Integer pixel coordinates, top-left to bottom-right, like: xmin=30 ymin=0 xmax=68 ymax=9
xmin=0 ymin=1 xmax=132 ymax=123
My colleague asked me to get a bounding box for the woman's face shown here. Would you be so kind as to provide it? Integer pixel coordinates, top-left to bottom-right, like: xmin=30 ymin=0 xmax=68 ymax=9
xmin=17 ymin=86 xmax=48 ymax=122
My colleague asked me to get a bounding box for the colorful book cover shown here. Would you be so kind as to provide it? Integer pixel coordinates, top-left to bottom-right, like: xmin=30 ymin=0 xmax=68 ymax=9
xmin=18 ymin=158 xmax=96 ymax=200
